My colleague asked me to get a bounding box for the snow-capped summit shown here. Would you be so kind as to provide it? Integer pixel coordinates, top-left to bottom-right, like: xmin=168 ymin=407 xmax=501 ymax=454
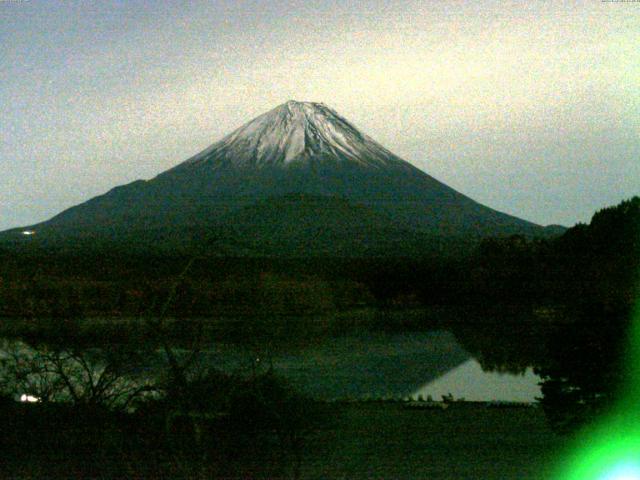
xmin=177 ymin=100 xmax=409 ymax=170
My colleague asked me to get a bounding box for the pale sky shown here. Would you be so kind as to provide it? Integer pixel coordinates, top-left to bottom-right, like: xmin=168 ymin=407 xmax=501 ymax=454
xmin=1 ymin=0 xmax=638 ymax=231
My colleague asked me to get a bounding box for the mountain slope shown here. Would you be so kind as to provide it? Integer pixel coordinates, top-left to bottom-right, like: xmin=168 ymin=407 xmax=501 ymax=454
xmin=221 ymin=194 xmax=459 ymax=257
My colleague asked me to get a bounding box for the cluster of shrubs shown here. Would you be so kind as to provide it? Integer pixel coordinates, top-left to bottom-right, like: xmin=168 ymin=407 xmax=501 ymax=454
xmin=0 ymin=344 xmax=324 ymax=479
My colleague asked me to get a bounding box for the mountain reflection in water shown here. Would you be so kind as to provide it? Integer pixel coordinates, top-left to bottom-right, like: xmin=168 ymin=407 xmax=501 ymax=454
xmin=192 ymin=330 xmax=540 ymax=401
xmin=411 ymin=359 xmax=541 ymax=402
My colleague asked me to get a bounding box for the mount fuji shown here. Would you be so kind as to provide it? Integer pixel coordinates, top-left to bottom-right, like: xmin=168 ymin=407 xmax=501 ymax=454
xmin=2 ymin=101 xmax=559 ymax=255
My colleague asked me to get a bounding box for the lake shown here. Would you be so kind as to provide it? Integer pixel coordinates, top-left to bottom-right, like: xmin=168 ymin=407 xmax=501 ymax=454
xmin=1 ymin=327 xmax=542 ymax=403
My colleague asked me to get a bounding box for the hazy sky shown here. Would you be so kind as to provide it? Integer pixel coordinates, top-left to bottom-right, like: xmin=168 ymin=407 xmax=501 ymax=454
xmin=1 ymin=0 xmax=638 ymax=230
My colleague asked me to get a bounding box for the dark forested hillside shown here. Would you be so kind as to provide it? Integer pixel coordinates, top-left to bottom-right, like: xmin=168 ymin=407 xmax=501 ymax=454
xmin=530 ymin=197 xmax=639 ymax=431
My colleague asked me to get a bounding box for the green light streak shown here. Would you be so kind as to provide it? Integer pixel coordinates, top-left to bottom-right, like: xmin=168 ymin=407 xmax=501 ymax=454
xmin=552 ymin=301 xmax=640 ymax=480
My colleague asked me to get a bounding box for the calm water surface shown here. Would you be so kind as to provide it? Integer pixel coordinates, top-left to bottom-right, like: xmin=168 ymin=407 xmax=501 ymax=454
xmin=1 ymin=329 xmax=542 ymax=402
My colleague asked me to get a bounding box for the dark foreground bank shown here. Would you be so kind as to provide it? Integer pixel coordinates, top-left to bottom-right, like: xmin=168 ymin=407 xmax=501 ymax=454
xmin=300 ymin=402 xmax=562 ymax=480
xmin=0 ymin=398 xmax=563 ymax=480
